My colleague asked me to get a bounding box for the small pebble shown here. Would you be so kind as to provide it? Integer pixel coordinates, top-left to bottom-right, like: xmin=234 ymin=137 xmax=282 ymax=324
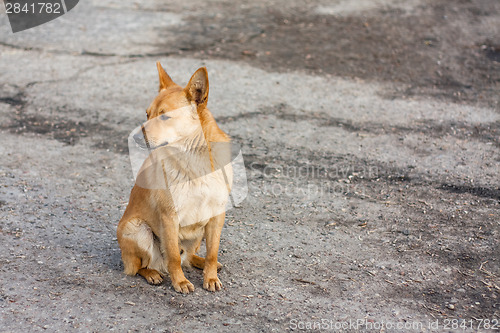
xmin=447 ymin=304 xmax=455 ymax=310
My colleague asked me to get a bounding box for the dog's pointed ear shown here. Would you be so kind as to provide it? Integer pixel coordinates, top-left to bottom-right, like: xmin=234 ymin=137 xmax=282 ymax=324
xmin=185 ymin=67 xmax=209 ymax=107
xmin=157 ymin=61 xmax=174 ymax=91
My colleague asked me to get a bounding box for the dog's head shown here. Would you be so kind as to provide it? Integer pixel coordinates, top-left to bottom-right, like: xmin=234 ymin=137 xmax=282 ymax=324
xmin=133 ymin=62 xmax=209 ymax=149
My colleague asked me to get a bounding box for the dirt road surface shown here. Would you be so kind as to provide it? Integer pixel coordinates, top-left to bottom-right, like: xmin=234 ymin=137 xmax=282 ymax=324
xmin=0 ymin=0 xmax=499 ymax=331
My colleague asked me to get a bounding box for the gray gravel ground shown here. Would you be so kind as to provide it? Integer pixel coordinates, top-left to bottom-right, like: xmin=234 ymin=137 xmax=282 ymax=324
xmin=0 ymin=0 xmax=499 ymax=332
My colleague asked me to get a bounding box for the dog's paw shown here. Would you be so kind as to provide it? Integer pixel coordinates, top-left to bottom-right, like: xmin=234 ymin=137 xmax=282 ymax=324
xmin=172 ymin=279 xmax=195 ymax=294
xmin=145 ymin=272 xmax=163 ymax=285
xmin=138 ymin=268 xmax=163 ymax=285
xmin=203 ymin=277 xmax=222 ymax=292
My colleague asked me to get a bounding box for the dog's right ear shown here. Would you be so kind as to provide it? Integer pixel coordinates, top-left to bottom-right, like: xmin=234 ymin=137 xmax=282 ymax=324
xmin=185 ymin=67 xmax=209 ymax=107
xmin=157 ymin=61 xmax=175 ymax=91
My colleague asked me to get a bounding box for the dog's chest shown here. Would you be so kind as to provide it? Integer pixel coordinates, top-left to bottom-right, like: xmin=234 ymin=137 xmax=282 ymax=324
xmin=168 ymin=167 xmax=230 ymax=227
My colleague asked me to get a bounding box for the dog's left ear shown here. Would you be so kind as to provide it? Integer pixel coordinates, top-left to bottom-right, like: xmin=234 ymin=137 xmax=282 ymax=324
xmin=185 ymin=67 xmax=209 ymax=107
xmin=157 ymin=61 xmax=175 ymax=91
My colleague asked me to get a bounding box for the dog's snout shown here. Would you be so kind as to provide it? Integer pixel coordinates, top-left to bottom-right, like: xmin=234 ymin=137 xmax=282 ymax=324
xmin=133 ymin=131 xmax=146 ymax=146
xmin=133 ymin=131 xmax=143 ymax=142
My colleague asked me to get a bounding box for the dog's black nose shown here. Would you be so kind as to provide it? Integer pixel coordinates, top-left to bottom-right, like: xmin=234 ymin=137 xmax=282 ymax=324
xmin=133 ymin=131 xmax=146 ymax=147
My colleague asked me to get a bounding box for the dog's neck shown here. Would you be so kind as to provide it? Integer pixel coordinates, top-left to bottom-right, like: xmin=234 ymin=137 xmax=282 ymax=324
xmin=161 ymin=126 xmax=213 ymax=180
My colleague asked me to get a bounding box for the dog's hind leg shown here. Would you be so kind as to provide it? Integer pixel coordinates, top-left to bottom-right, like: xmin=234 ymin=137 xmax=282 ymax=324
xmin=180 ymin=236 xmax=202 ymax=269
xmin=190 ymin=255 xmax=223 ymax=271
xmin=183 ymin=235 xmax=222 ymax=271
xmin=117 ymin=219 xmax=163 ymax=285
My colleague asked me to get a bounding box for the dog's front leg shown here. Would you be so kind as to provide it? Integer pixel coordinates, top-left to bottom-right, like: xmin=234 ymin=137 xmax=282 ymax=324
xmin=161 ymin=215 xmax=194 ymax=294
xmin=203 ymin=212 xmax=225 ymax=291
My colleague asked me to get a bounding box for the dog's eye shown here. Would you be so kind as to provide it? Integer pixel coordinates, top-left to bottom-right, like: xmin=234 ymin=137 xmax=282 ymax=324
xmin=159 ymin=114 xmax=170 ymax=121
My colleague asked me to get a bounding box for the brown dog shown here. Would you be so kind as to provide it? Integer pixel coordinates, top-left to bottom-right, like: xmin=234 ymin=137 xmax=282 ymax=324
xmin=117 ymin=62 xmax=232 ymax=293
